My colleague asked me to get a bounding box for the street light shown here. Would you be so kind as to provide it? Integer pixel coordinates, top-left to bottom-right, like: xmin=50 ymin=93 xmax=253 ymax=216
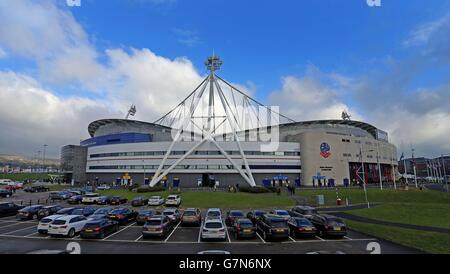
xmin=359 ymin=145 xmax=370 ymax=208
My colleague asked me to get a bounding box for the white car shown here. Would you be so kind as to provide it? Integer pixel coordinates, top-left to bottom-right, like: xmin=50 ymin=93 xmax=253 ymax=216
xmin=97 ymin=184 xmax=111 ymax=190
xmin=201 ymin=218 xmax=227 ymax=241
xmin=81 ymin=193 xmax=100 ymax=204
xmin=0 ymin=179 xmax=22 ymax=189
xmin=206 ymin=208 xmax=222 ymax=220
xmin=165 ymin=195 xmax=181 ymax=207
xmin=37 ymin=215 xmax=64 ymax=234
xmin=148 ymin=196 xmax=165 ymax=206
xmin=48 ymin=215 xmax=88 ymax=238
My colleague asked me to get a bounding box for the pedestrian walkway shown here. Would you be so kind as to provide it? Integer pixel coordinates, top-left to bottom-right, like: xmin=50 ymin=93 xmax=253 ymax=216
xmin=333 ymin=212 xmax=450 ymax=235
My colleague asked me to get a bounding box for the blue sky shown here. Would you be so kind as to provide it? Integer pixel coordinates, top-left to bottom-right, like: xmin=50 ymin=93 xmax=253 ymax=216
xmin=0 ymin=0 xmax=450 ymax=158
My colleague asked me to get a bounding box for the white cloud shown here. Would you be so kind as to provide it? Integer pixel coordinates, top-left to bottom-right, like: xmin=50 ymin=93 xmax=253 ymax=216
xmin=403 ymin=12 xmax=450 ymax=47
xmin=0 ymin=47 xmax=7 ymax=59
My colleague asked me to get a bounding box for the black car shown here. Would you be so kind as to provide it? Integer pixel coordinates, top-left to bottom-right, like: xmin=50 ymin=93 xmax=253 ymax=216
xmin=231 ymin=218 xmax=257 ymax=239
xmin=0 ymin=189 xmax=13 ymax=198
xmin=287 ymin=217 xmax=317 ymax=238
xmin=142 ymin=216 xmax=173 ymax=238
xmin=255 ymin=214 xmax=289 ymax=241
xmin=80 ymin=219 xmax=119 ymax=239
xmin=246 ymin=210 xmax=267 ymax=224
xmin=67 ymin=195 xmax=82 ymax=205
xmin=107 ymin=207 xmax=138 ymax=225
xmin=49 ymin=191 xmax=71 ymax=201
xmin=131 ymin=196 xmax=149 ymax=207
xmin=16 ymin=205 xmax=44 ymax=220
xmin=24 ymin=185 xmax=49 ymax=193
xmin=71 ymin=207 xmax=96 ymax=217
xmin=0 ymin=202 xmax=24 ymax=217
xmin=309 ymin=214 xmax=347 ymax=238
xmin=91 ymin=207 xmax=114 ymax=220
xmin=96 ymin=196 xmax=112 ymax=205
xmin=136 ymin=209 xmax=160 ymax=225
xmin=289 ymin=206 xmax=317 ymax=219
xmin=225 ymin=210 xmax=245 ymax=226
xmin=110 ymin=196 xmax=128 ymax=205
xmin=37 ymin=205 xmax=64 ymax=220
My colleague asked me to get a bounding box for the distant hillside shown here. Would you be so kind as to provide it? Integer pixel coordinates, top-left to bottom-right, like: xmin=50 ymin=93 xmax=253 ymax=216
xmin=0 ymin=154 xmax=60 ymax=168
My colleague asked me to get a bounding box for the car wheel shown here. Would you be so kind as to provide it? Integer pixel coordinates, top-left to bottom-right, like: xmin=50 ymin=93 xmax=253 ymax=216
xmin=68 ymin=228 xmax=75 ymax=238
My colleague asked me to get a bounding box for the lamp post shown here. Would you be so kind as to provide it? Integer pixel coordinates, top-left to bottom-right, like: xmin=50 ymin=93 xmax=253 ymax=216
xmin=43 ymin=144 xmax=48 ymax=173
xmin=441 ymin=154 xmax=449 ymax=193
xmin=359 ymin=145 xmax=370 ymax=208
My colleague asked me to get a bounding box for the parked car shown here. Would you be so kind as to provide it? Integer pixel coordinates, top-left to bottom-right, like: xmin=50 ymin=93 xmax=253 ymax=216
xmin=110 ymin=196 xmax=128 ymax=205
xmin=136 ymin=209 xmax=160 ymax=225
xmin=181 ymin=208 xmax=202 ymax=226
xmin=142 ymin=216 xmax=173 ymax=238
xmin=107 ymin=207 xmax=138 ymax=225
xmin=225 ymin=210 xmax=245 ymax=226
xmin=206 ymin=208 xmax=222 ymax=220
xmin=0 ymin=188 xmax=13 ymax=198
xmin=0 ymin=202 xmax=24 ymax=217
xmin=37 ymin=205 xmax=64 ymax=220
xmin=48 ymin=215 xmax=88 ymax=238
xmin=71 ymin=207 xmax=96 ymax=217
xmin=56 ymin=207 xmax=78 ymax=215
xmin=67 ymin=195 xmax=82 ymax=205
xmin=81 ymin=193 xmax=100 ymax=204
xmin=246 ymin=210 xmax=267 ymax=224
xmin=148 ymin=196 xmax=165 ymax=206
xmin=24 ymin=185 xmax=49 ymax=193
xmin=287 ymin=217 xmax=317 ymax=238
xmin=97 ymin=184 xmax=111 ymax=190
xmin=201 ymin=218 xmax=226 ymax=241
xmin=131 ymin=196 xmax=149 ymax=207
xmin=269 ymin=209 xmax=291 ymax=221
xmin=91 ymin=207 xmax=114 ymax=220
xmin=162 ymin=208 xmax=181 ymax=224
xmin=309 ymin=214 xmax=347 ymax=238
xmin=231 ymin=218 xmax=256 ymax=239
xmin=80 ymin=219 xmax=119 ymax=239
xmin=16 ymin=205 xmax=44 ymax=220
xmin=37 ymin=215 xmax=64 ymax=234
xmin=256 ymin=214 xmax=289 ymax=241
xmin=290 ymin=206 xmax=317 ymax=219
xmin=49 ymin=191 xmax=71 ymax=201
xmin=0 ymin=179 xmax=23 ymax=190
xmin=165 ymin=194 xmax=181 ymax=207
xmin=96 ymin=196 xmax=112 ymax=205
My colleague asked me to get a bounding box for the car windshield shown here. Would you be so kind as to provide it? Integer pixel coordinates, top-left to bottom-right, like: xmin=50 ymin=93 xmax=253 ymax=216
xmin=72 ymin=209 xmax=84 ymax=215
xmin=139 ymin=210 xmax=153 ymax=215
xmin=304 ymin=209 xmax=317 ymax=215
xmin=110 ymin=209 xmax=125 ymax=214
xmin=84 ymin=222 xmax=101 ymax=228
xmin=270 ymin=220 xmax=287 ymax=228
xmin=205 ymin=222 xmax=223 ymax=229
xmin=146 ymin=220 xmax=162 ymax=226
xmin=163 ymin=211 xmax=173 ymax=216
xmin=230 ymin=211 xmax=244 ymax=217
xmin=327 ymin=218 xmax=345 ymax=226
xmin=238 ymin=221 xmax=253 ymax=228
xmin=57 ymin=208 xmax=73 ymax=214
xmin=296 ymin=218 xmax=312 ymax=226
xmin=40 ymin=218 xmax=53 ymax=224
xmin=94 ymin=208 xmax=110 ymax=215
xmin=150 ymin=196 xmax=160 ymax=199
xmin=276 ymin=211 xmax=289 ymax=216
xmin=207 ymin=211 xmax=220 ymax=217
xmin=184 ymin=211 xmax=196 ymax=216
xmin=52 ymin=220 xmax=67 ymax=225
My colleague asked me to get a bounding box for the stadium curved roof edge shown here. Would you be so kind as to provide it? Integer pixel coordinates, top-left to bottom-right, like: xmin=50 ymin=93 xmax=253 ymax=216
xmin=88 ymin=118 xmax=380 ymax=139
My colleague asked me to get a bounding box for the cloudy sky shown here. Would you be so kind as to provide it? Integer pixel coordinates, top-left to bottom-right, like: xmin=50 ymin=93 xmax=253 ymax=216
xmin=0 ymin=0 xmax=449 ymax=158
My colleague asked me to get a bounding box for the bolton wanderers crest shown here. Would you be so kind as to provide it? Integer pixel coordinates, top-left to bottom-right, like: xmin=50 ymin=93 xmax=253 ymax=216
xmin=320 ymin=142 xmax=331 ymax=158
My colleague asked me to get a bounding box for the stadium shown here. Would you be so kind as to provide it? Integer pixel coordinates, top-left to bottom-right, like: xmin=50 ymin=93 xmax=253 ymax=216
xmin=61 ymin=56 xmax=398 ymax=188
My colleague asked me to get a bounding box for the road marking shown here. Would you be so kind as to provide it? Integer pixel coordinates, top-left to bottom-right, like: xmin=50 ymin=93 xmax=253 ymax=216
xmin=0 ymin=222 xmax=31 ymax=229
xmin=102 ymin=222 xmax=136 ymax=241
xmin=256 ymin=232 xmax=266 ymax=243
xmin=344 ymin=236 xmax=353 ymax=240
xmin=315 ymin=235 xmax=326 ymax=241
xmin=197 ymin=222 xmax=203 ymax=243
xmin=289 ymin=236 xmax=296 ymax=242
xmin=223 ymin=220 xmax=231 ymax=243
xmin=164 ymin=222 xmax=181 ymax=242
xmin=3 ymin=225 xmax=37 ymax=235
xmin=134 ymin=235 xmax=143 ymax=242
xmin=24 ymin=231 xmax=40 ymax=237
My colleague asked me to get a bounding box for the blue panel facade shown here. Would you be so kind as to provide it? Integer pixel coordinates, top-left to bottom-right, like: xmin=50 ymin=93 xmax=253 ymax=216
xmin=80 ymin=132 xmax=152 ymax=147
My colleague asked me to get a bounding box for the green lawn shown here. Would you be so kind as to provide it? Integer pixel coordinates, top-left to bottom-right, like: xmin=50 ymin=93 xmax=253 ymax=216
xmin=350 ymin=203 xmax=450 ymax=229
xmin=346 ymin=220 xmax=450 ymax=254
xmin=296 ymin=187 xmax=450 ymax=207
xmin=97 ymin=189 xmax=295 ymax=209
xmin=0 ymin=173 xmax=56 ymax=181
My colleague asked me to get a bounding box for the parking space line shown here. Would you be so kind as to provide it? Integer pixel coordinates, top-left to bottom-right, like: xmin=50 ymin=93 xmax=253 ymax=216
xmin=344 ymin=236 xmax=353 ymax=240
xmin=102 ymin=222 xmax=136 ymax=241
xmin=315 ymin=235 xmax=326 ymax=241
xmin=134 ymin=235 xmax=143 ymax=242
xmin=288 ymin=236 xmax=296 ymax=242
xmin=164 ymin=222 xmax=181 ymax=242
xmin=223 ymin=220 xmax=231 ymax=243
xmin=3 ymin=225 xmax=37 ymax=235
xmin=0 ymin=222 xmax=31 ymax=229
xmin=256 ymin=232 xmax=266 ymax=243
xmin=24 ymin=231 xmax=40 ymax=237
xmin=197 ymin=223 xmax=202 ymax=243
